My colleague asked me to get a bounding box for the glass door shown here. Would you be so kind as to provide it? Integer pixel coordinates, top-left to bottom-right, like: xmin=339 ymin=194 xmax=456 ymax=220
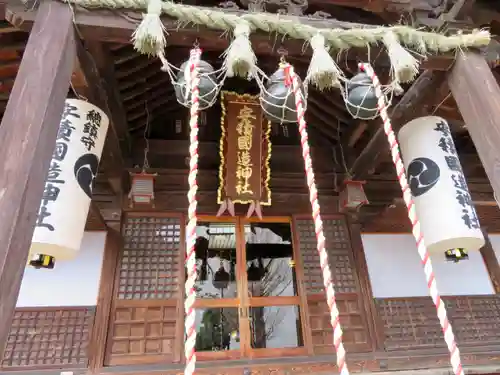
xmin=192 ymin=216 xmax=244 ymax=360
xmin=240 ymin=217 xmax=307 ymax=359
xmin=191 ymin=216 xmax=306 ymax=360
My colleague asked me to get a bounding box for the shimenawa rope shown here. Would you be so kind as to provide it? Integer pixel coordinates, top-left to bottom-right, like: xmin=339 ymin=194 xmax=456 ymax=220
xmin=62 ymin=0 xmax=490 ymax=59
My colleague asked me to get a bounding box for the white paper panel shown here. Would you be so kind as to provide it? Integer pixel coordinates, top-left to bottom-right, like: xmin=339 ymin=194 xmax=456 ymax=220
xmin=18 ymin=232 xmax=107 ymax=307
xmin=362 ymin=234 xmax=494 ymax=298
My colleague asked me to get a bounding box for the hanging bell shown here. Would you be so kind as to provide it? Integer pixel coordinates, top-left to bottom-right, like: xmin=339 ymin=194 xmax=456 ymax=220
xmin=247 ymin=259 xmax=265 ymax=282
xmin=174 ymin=59 xmax=219 ymax=110
xmin=345 ymin=71 xmax=379 ymax=120
xmin=213 ymin=265 xmax=230 ymax=290
xmin=260 ymin=68 xmax=306 ymax=123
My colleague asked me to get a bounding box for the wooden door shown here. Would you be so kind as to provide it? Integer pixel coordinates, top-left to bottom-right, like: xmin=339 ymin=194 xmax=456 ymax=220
xmin=293 ymin=215 xmax=372 ymax=354
xmin=105 ymin=213 xmax=186 ymax=366
xmin=238 ymin=217 xmax=309 ymax=359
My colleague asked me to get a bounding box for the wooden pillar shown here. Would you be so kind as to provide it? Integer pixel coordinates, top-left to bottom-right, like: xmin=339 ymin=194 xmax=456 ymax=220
xmin=479 ymin=229 xmax=500 ymax=293
xmin=88 ymin=229 xmax=121 ymax=373
xmin=0 ymin=0 xmax=74 ymax=354
xmin=448 ymin=52 xmax=500 ymax=199
xmin=346 ymin=215 xmax=385 ymax=351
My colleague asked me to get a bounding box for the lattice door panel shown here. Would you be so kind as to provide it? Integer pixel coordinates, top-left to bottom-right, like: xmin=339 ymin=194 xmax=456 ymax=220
xmin=295 ymin=218 xmax=358 ymax=294
xmin=117 ymin=216 xmax=182 ymax=300
xmin=1 ymin=307 xmax=94 ymax=370
xmin=293 ymin=216 xmax=372 ymax=353
xmin=106 ymin=215 xmax=184 ymax=366
xmin=308 ymin=295 xmax=370 ymax=354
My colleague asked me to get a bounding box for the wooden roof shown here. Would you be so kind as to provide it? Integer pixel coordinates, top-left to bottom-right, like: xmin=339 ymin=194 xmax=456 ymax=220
xmin=2 ymin=0 xmax=500 ymax=226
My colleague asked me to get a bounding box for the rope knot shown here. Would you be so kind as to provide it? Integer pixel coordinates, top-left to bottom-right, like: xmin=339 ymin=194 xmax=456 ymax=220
xmin=310 ymin=33 xmax=326 ymax=50
xmin=147 ymin=0 xmax=162 ymax=15
xmin=222 ymin=20 xmax=256 ymax=78
xmin=234 ymin=22 xmax=251 ymax=37
xmin=132 ymin=0 xmax=167 ymax=56
xmin=306 ymin=32 xmax=343 ymax=90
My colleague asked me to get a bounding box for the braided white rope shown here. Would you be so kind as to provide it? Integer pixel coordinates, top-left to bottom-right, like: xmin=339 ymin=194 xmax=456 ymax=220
xmin=359 ymin=62 xmax=464 ymax=375
xmin=184 ymin=47 xmax=201 ymax=375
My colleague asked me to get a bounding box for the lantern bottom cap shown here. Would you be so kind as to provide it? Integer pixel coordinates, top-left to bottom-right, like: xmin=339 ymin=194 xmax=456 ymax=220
xmin=426 ymin=236 xmax=485 ymax=254
xmin=28 ymin=242 xmax=79 ymax=264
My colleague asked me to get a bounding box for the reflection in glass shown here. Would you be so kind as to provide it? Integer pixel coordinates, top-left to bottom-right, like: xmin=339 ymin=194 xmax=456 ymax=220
xmin=193 ymin=222 xmax=237 ymax=299
xmin=195 ymin=307 xmax=240 ymax=351
xmin=249 ymin=305 xmax=304 ymax=349
xmin=244 ymin=223 xmax=298 ymax=297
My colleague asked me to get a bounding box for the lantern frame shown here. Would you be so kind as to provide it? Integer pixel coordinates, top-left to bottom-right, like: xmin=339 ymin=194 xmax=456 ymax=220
xmin=129 ymin=171 xmax=157 ymax=208
xmin=338 ymin=180 xmax=369 ymax=212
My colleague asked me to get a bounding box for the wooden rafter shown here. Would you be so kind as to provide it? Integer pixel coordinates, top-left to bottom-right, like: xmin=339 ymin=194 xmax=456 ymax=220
xmin=73 ymin=38 xmax=130 ymax=196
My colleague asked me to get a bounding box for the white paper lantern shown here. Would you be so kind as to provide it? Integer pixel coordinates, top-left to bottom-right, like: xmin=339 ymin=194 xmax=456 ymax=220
xmin=30 ymin=99 xmax=109 ymax=262
xmin=398 ymin=116 xmax=484 ymax=255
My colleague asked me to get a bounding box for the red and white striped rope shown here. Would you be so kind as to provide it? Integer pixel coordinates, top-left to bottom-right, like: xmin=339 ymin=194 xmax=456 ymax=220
xmin=358 ymin=62 xmax=464 ymax=375
xmin=184 ymin=47 xmax=202 ymax=375
xmin=285 ymin=63 xmax=349 ymax=375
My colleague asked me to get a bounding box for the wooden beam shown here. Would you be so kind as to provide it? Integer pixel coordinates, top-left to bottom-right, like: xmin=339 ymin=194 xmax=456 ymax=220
xmin=74 ymin=38 xmax=129 ymax=195
xmin=0 ymin=0 xmax=74 ymax=355
xmin=346 ymin=214 xmax=385 ymax=351
xmin=131 ymin=139 xmax=337 ymax=173
xmin=479 ymin=229 xmax=500 ymax=293
xmin=348 ymin=70 xmax=447 ymax=179
xmin=85 ymin=202 xmax=108 ymax=231
xmin=88 ymin=229 xmax=121 ymax=372
xmin=448 ymin=52 xmax=500 ymax=204
xmin=5 ymin=3 xmax=454 ymax=70
xmin=344 ymin=121 xmax=369 ymax=148
xmin=0 ymin=3 xmax=6 ymax=21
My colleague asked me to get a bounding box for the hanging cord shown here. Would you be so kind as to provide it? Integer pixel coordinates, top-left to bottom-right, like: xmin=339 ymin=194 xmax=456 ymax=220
xmin=284 ymin=62 xmax=349 ymax=375
xmin=142 ymin=99 xmax=151 ymax=170
xmin=358 ymin=62 xmax=464 ymax=375
xmin=184 ymin=47 xmax=202 ymax=375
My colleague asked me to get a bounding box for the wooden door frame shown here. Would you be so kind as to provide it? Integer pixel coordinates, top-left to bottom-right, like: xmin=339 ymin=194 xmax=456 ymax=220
xmin=238 ymin=216 xmax=309 ymax=359
xmin=194 ymin=215 xmax=245 ymax=361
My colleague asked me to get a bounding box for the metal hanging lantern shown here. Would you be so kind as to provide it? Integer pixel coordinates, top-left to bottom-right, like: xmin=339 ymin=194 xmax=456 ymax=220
xmin=129 ymin=171 xmax=157 ymax=207
xmin=174 ymin=59 xmax=219 ymax=110
xmin=344 ymin=71 xmax=379 ymax=120
xmin=260 ymin=68 xmax=306 ymax=123
xmin=339 ymin=180 xmax=369 ymax=212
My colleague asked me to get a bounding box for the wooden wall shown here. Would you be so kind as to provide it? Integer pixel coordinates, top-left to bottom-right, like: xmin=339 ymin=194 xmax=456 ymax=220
xmin=1 ymin=307 xmax=95 ymax=370
xmin=375 ymin=295 xmax=500 ymax=350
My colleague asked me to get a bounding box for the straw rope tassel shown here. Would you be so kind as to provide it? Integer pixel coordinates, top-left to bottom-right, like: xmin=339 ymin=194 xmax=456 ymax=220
xmin=286 ymin=63 xmax=349 ymax=375
xmin=358 ymin=62 xmax=464 ymax=375
xmin=184 ymin=47 xmax=202 ymax=375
